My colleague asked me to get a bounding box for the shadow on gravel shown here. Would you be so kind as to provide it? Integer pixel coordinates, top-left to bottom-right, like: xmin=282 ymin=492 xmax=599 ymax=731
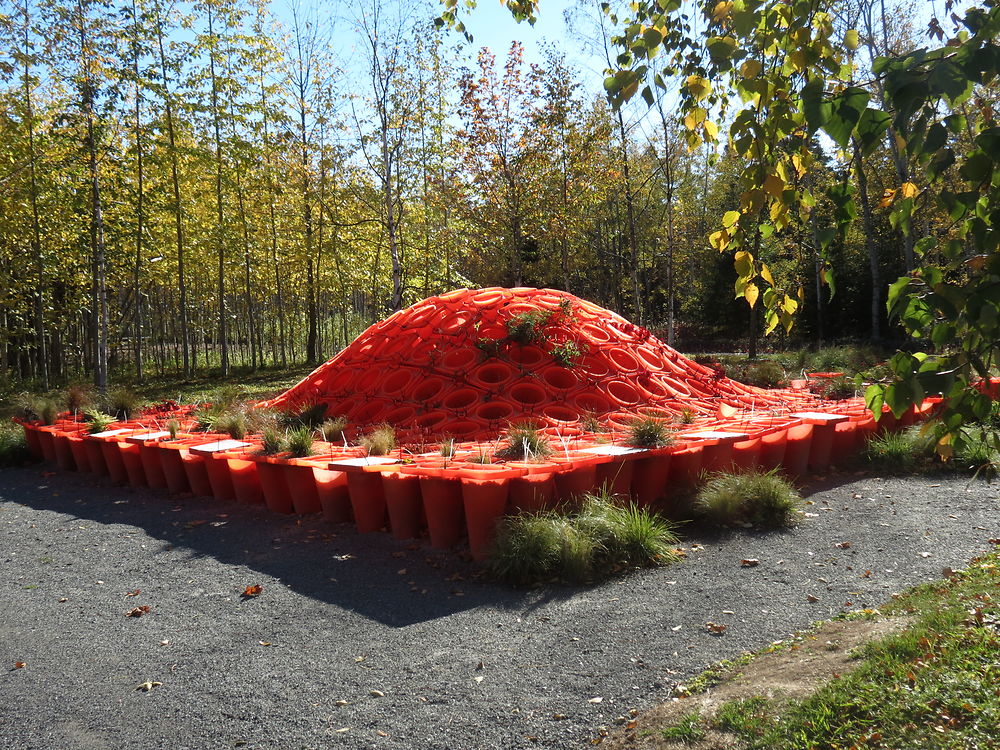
xmin=0 ymin=466 xmax=573 ymax=628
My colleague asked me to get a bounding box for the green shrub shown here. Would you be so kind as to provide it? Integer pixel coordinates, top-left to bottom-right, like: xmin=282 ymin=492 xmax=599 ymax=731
xmin=577 ymin=495 xmax=679 ymax=566
xmin=696 ymin=470 xmax=801 ymax=528
xmin=286 ymin=425 xmax=315 ymax=457
xmin=289 ymin=401 xmax=328 ymax=428
xmin=818 ymin=375 xmax=856 ymax=400
xmin=495 ymin=422 xmax=552 ymax=461
xmin=735 ymin=360 xmax=786 ymax=388
xmin=34 ymin=397 xmax=58 ymax=426
xmin=360 ymin=424 xmax=396 ymax=456
xmin=209 ymin=384 xmax=245 ymax=410
xmin=626 ymin=417 xmax=673 ymax=448
xmin=490 ymin=513 xmax=562 ymax=584
xmin=553 ymin=518 xmax=597 ymax=584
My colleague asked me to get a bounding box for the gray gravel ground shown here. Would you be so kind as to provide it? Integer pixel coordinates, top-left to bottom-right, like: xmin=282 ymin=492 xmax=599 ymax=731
xmin=1 ymin=465 xmax=998 ymax=750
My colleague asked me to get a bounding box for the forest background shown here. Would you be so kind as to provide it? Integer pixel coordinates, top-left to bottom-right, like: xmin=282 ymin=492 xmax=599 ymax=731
xmin=0 ymin=0 xmax=957 ymax=391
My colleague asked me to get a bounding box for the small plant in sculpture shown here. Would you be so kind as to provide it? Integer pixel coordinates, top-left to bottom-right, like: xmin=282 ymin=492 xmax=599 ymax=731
xmin=83 ymin=409 xmax=115 ymax=434
xmin=319 ymin=416 xmax=348 ymax=443
xmin=286 ymin=425 xmax=315 ymax=458
xmin=626 ymin=417 xmax=674 ymax=449
xmin=360 ymin=424 xmax=396 ymax=456
xmin=495 ymin=422 xmax=552 ymax=461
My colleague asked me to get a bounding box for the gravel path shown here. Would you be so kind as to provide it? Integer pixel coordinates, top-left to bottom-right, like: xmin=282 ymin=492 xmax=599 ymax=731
xmin=1 ymin=466 xmax=998 ymax=749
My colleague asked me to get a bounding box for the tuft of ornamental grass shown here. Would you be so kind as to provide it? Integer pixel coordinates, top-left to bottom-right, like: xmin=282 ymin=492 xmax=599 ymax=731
xmin=439 ymin=437 xmax=456 ymax=458
xmin=495 ymin=422 xmax=552 ymax=461
xmin=489 ymin=493 xmax=679 ymax=585
xmin=106 ymin=387 xmax=143 ymax=421
xmin=282 ymin=401 xmax=328 ymax=428
xmin=213 ymin=409 xmax=248 ymax=440
xmin=64 ymin=384 xmax=92 ymax=416
xmin=864 ymin=426 xmax=933 ymax=474
xmin=579 ymin=411 xmax=607 ymax=433
xmin=260 ymin=426 xmax=285 ymax=455
xmin=319 ymin=416 xmax=348 ymax=443
xmin=34 ymin=397 xmax=58 ymax=426
xmin=695 ymin=469 xmax=801 ymax=529
xmin=818 ymin=374 xmax=856 ymax=400
xmin=165 ymin=418 xmax=180 ymax=439
xmin=0 ymin=423 xmax=33 ymax=467
xmin=679 ymin=407 xmax=696 ymax=424
xmin=360 ymin=424 xmax=396 ymax=456
xmin=285 ymin=425 xmax=315 ymax=458
xmin=732 ymin=360 xmax=786 ymax=388
xmin=626 ymin=417 xmax=673 ymax=449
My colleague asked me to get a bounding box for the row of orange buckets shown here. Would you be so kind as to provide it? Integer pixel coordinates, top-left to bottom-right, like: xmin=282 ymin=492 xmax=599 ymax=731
xmin=14 ymin=398 xmax=936 ymax=560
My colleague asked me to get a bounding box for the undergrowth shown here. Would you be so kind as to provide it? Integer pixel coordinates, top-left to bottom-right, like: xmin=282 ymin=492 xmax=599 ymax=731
xmin=695 ymin=469 xmax=801 ymax=528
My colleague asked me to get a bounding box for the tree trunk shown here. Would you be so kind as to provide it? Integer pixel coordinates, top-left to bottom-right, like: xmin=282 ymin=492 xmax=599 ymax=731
xmin=207 ymin=6 xmax=228 ymax=377
xmin=852 ymin=139 xmax=881 ymax=342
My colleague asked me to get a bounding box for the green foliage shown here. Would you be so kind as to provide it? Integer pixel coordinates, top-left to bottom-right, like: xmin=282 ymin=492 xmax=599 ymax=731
xmin=864 ymin=427 xmax=933 ymax=474
xmin=64 ymin=385 xmax=92 ymax=415
xmin=475 ymin=337 xmax=502 ymax=359
xmin=712 ymin=696 xmax=775 ymax=737
xmin=439 ymin=438 xmax=456 ymax=458
xmin=285 ymin=425 xmax=315 ymax=458
xmin=490 ymin=493 xmax=678 ymax=584
xmin=625 ymin=417 xmax=673 ymax=448
xmin=0 ymin=423 xmax=33 ymax=467
xmin=695 ymin=470 xmax=801 ymax=529
xmin=260 ymin=426 xmax=285 ymax=455
xmin=679 ymin=407 xmax=696 ymax=425
xmin=33 ymin=397 xmax=58 ymax=426
xmin=165 ymin=418 xmax=180 ymax=440
xmin=505 ymin=308 xmax=554 ymax=345
xmin=213 ymin=410 xmax=248 ymax=440
xmin=495 ymin=422 xmax=552 ymax=461
xmin=579 ymin=412 xmax=607 ymax=433
xmin=660 ymin=712 xmax=706 ymax=743
xmin=360 ymin=424 xmax=396 ymax=456
xmin=549 ymin=339 xmax=585 ymax=367
xmin=83 ymin=409 xmax=116 ymax=434
xmin=731 ymin=360 xmax=786 ymax=388
xmin=818 ymin=375 xmax=855 ymax=401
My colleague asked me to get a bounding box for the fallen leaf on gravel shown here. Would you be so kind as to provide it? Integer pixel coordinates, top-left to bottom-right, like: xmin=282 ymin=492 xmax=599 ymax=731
xmin=377 ymin=730 xmax=388 ymax=737
xmin=334 ymin=727 xmax=350 ymax=733
xmin=185 ymin=520 xmax=207 ymax=529
xmin=989 ymin=539 xmax=1000 ymax=545
xmin=626 ymin=720 xmax=638 ymax=729
xmin=58 ymin=597 xmax=68 ymax=603
xmin=807 ymin=595 xmax=820 ymax=603
xmin=125 ymin=589 xmax=141 ymax=597
xmin=920 ymin=552 xmax=932 ymax=558
xmin=671 ymin=625 xmax=682 ymax=631
xmin=474 ymin=675 xmax=485 ymax=683
xmin=160 ymin=640 xmax=170 ymax=646
xmin=705 ymin=621 xmax=727 ymax=634
xmin=861 ymin=570 xmax=872 ymax=578
xmin=741 ymin=559 xmax=760 ymax=567
xmin=125 ymin=605 xmax=151 ymax=617
xmin=588 ymin=697 xmax=603 ymax=703
xmin=13 ymin=662 xmax=25 ymax=669
xmin=334 ymin=700 xmax=349 ymax=706
xmin=355 ymin=656 xmax=365 ymax=663
xmin=258 ymin=641 xmax=274 ymax=647
xmin=391 ymin=551 xmax=406 ymax=558
xmin=136 ymin=681 xmax=162 ymax=692
xmin=241 ymin=584 xmax=263 ymax=598
xmin=553 ymin=714 xmax=568 ymax=720
xmin=370 ymin=689 xmax=385 ymax=697
xmin=835 ymin=541 xmax=852 ymax=549
xmin=397 ymin=568 xmax=407 ymax=575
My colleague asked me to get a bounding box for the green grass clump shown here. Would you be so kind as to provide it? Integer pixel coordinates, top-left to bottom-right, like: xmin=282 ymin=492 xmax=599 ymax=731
xmin=106 ymin=387 xmax=142 ymax=420
xmin=285 ymin=425 xmax=315 ymax=457
xmin=281 ymin=401 xmax=328 ymax=428
xmin=495 ymin=422 xmax=552 ymax=461
xmin=319 ymin=416 xmax=348 ymax=443
xmin=864 ymin=427 xmax=933 ymax=474
xmin=19 ymin=395 xmax=59 ymax=425
xmin=711 ymin=696 xmax=775 ymax=736
xmin=660 ymin=712 xmax=706 ymax=743
xmin=626 ymin=417 xmax=673 ymax=448
xmin=359 ymin=424 xmax=396 ymax=456
xmin=735 ymin=360 xmax=786 ymax=388
xmin=212 ymin=409 xmax=249 ymax=440
xmin=0 ymin=423 xmax=33 ymax=467
xmin=260 ymin=426 xmax=285 ymax=455
xmin=165 ymin=418 xmax=180 ymax=439
xmin=695 ymin=469 xmax=801 ymax=529
xmin=818 ymin=375 xmax=856 ymax=400
xmin=490 ymin=493 xmax=679 ymax=585
xmin=64 ymin=384 xmax=92 ymax=416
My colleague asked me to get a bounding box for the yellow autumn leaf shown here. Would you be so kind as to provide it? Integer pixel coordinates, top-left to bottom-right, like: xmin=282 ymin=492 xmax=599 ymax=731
xmin=709 ymin=229 xmax=730 ymax=251
xmin=878 ymin=188 xmax=897 ymax=209
xmin=685 ymin=75 xmax=712 ymax=102
xmin=712 ymin=1 xmax=733 ymax=23
xmin=744 ymin=283 xmax=760 ymax=308
xmin=900 ymin=182 xmax=919 ymax=199
xmin=740 ymin=59 xmax=762 ymax=79
xmin=789 ymin=49 xmax=808 ymax=72
xmin=703 ymin=120 xmax=719 ymax=140
xmin=763 ymin=173 xmax=784 ymax=198
xmin=844 ymin=29 xmax=859 ymax=51
xmin=760 ymin=263 xmax=774 ymax=286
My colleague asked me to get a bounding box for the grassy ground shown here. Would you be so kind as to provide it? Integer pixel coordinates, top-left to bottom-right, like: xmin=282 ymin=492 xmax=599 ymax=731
xmin=638 ymin=547 xmax=1000 ymax=749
